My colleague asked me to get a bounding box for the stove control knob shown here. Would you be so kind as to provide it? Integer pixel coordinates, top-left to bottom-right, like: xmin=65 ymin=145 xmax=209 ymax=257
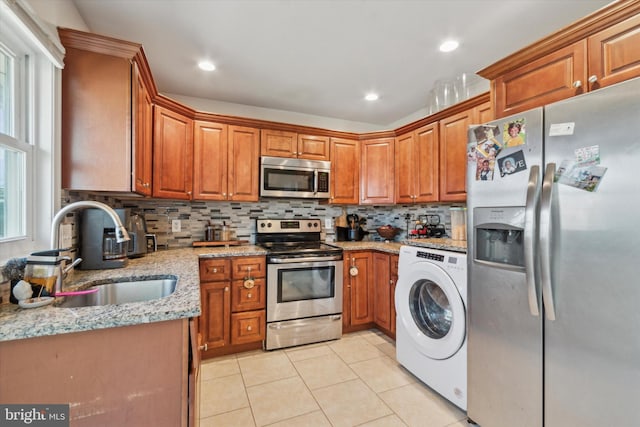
xmin=267 ymin=223 xmax=272 ymax=228
xmin=260 ymin=222 xmax=265 ymax=228
xmin=308 ymin=222 xmax=313 ymax=228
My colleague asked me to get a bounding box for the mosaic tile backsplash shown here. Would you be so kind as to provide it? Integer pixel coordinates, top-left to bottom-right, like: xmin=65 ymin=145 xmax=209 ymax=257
xmin=64 ymin=191 xmax=464 ymax=248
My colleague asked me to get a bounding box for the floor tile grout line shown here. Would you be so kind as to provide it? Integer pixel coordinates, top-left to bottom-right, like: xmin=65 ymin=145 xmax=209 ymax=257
xmin=234 ymin=353 xmax=261 ymax=427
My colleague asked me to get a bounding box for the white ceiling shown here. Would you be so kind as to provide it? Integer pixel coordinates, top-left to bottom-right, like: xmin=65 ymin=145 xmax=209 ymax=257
xmin=71 ymin=0 xmax=612 ymax=128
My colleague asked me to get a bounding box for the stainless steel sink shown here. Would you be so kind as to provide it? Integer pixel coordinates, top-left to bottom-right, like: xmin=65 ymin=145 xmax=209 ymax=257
xmin=55 ymin=277 xmax=177 ymax=308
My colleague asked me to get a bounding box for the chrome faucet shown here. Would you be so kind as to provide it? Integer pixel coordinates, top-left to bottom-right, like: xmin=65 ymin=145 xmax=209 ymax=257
xmin=49 ymin=201 xmax=130 ymax=293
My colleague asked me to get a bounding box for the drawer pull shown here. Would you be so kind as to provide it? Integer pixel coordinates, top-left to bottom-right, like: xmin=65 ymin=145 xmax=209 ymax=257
xmin=247 ymin=292 xmax=252 ymax=299
xmin=212 ymin=268 xmax=218 ymax=273
xmin=243 ymin=278 xmax=255 ymax=289
xmin=247 ymin=325 xmax=252 ymax=331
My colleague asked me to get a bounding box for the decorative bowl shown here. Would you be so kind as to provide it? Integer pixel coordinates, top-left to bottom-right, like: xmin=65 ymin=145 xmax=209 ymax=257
xmin=376 ymin=226 xmax=402 ymax=240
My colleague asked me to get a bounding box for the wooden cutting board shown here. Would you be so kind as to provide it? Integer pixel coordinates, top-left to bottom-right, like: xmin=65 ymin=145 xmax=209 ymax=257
xmin=192 ymin=240 xmax=249 ymax=247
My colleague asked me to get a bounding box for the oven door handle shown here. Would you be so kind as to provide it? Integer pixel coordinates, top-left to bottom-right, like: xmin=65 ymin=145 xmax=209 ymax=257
xmin=268 ymin=315 xmax=342 ymax=329
xmin=268 ymin=255 xmax=344 ymax=263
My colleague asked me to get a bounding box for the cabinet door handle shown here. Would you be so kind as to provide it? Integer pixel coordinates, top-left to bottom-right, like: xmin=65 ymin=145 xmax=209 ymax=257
xmin=212 ymin=268 xmax=218 ymax=273
xmin=588 ymin=75 xmax=598 ymax=84
xmin=247 ymin=325 xmax=252 ymax=331
xmin=247 ymin=292 xmax=252 ymax=299
xmin=199 ymin=343 xmax=208 ymax=351
xmin=572 ymin=80 xmax=582 ymax=88
xmin=224 ymin=286 xmax=229 ymax=292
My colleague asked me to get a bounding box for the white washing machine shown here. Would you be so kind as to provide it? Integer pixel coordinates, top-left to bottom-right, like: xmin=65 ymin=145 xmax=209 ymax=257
xmin=395 ymin=245 xmax=467 ymax=410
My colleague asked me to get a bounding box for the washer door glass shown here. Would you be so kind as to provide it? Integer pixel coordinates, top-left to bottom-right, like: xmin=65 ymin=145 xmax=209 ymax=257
xmin=410 ymin=279 xmax=452 ymax=339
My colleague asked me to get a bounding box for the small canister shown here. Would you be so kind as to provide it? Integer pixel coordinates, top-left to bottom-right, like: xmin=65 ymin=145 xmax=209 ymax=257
xmin=220 ymin=222 xmax=231 ymax=241
xmin=205 ymin=224 xmax=215 ymax=242
xmin=450 ymin=207 xmax=467 ymax=241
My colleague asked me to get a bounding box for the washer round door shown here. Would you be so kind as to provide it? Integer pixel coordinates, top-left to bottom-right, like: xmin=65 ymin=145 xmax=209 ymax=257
xmin=396 ymin=262 xmax=466 ymax=360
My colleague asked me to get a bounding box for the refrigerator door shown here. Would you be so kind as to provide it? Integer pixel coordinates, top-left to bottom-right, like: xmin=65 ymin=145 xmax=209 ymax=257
xmin=543 ymin=77 xmax=640 ymax=427
xmin=466 ymin=109 xmax=544 ymax=427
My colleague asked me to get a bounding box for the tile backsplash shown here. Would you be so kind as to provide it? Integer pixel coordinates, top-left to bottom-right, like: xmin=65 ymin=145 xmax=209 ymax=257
xmin=64 ymin=191 xmax=463 ymax=248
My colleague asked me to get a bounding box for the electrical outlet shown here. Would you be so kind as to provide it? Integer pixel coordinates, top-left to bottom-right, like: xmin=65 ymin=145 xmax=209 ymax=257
xmin=171 ymin=219 xmax=181 ymax=232
xmin=324 ymin=217 xmax=332 ymax=229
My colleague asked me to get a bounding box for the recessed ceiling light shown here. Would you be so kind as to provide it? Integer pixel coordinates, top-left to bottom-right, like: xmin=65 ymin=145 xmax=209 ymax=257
xmin=365 ymin=93 xmax=379 ymax=101
xmin=439 ymin=40 xmax=459 ymax=53
xmin=198 ymin=60 xmax=216 ymax=71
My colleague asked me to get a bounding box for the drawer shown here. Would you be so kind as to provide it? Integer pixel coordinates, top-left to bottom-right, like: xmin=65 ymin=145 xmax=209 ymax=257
xmin=231 ymin=310 xmax=266 ymax=345
xmin=232 ymin=256 xmax=266 ymax=280
xmin=231 ymin=278 xmax=266 ymax=312
xmin=199 ymin=258 xmax=232 ymax=282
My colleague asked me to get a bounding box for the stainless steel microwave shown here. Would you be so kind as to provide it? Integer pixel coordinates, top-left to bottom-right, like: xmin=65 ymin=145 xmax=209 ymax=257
xmin=260 ymin=156 xmax=331 ymax=199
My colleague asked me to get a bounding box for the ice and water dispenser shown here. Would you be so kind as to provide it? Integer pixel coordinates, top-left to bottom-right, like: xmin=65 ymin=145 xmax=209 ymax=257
xmin=473 ymin=207 xmax=525 ymax=268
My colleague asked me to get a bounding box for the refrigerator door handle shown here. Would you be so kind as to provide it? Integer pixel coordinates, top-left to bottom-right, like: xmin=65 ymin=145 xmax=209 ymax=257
xmin=540 ymin=162 xmax=557 ymax=321
xmin=524 ymin=165 xmax=541 ymax=317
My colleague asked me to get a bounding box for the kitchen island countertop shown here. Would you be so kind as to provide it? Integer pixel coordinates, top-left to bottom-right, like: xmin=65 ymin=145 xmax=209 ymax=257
xmin=0 ymin=245 xmax=267 ymax=342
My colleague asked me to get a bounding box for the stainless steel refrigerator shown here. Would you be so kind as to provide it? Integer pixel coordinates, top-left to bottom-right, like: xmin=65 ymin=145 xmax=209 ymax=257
xmin=466 ymin=77 xmax=640 ymax=427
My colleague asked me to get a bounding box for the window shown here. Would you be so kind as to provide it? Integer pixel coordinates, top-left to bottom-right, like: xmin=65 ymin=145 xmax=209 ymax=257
xmin=0 ymin=42 xmax=28 ymax=241
xmin=0 ymin=0 xmax=64 ymax=262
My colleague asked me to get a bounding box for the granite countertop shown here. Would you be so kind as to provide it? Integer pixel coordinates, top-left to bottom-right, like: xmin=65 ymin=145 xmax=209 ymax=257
xmin=331 ymin=238 xmax=467 ymax=254
xmin=0 ymin=245 xmax=267 ymax=343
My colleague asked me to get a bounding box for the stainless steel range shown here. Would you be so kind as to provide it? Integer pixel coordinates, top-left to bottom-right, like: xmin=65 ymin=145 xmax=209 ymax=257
xmin=256 ymin=218 xmax=344 ymax=350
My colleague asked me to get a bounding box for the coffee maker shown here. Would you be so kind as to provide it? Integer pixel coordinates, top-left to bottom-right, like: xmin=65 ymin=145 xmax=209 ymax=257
xmin=78 ymin=208 xmax=129 ymax=270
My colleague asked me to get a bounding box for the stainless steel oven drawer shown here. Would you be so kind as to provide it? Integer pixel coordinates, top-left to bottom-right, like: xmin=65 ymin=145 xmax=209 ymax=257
xmin=265 ymin=314 xmax=342 ymax=350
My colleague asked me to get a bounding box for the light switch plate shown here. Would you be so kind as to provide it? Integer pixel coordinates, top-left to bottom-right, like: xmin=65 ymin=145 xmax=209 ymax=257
xmin=324 ymin=217 xmax=332 ymax=229
xmin=60 ymin=223 xmax=73 ymax=249
xmin=171 ymin=219 xmax=181 ymax=232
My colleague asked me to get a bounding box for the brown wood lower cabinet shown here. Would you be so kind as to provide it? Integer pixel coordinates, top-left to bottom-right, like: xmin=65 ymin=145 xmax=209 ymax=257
xmin=373 ymin=252 xmax=399 ymax=339
xmin=199 ymin=256 xmax=266 ymax=358
xmin=0 ymin=319 xmax=190 ymax=427
xmin=343 ymin=250 xmax=398 ymax=338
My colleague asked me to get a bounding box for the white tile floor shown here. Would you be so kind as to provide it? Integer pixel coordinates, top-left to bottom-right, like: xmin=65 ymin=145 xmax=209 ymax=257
xmin=199 ymin=329 xmax=468 ymax=427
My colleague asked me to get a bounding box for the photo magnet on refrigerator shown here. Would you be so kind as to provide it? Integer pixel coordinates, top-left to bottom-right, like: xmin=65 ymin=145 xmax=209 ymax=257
xmin=497 ymin=150 xmax=527 ymax=177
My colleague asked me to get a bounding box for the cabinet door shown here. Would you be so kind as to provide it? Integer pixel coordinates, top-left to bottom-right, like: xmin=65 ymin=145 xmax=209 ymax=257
xmin=360 ymin=138 xmax=395 ymax=204
xmin=200 ymin=281 xmax=231 ymax=350
xmin=153 ymin=105 xmax=193 ymax=199
xmin=133 ymin=62 xmax=153 ymax=196
xmin=260 ymin=129 xmax=297 ymax=158
xmin=413 ymin=123 xmax=439 ymax=202
xmin=390 ymin=255 xmax=399 ymax=336
xmin=588 ymin=14 xmax=640 ymax=90
xmin=297 ymin=134 xmax=330 ymax=160
xmin=373 ymin=252 xmax=392 ymax=332
xmin=494 ymin=41 xmax=587 ymax=118
xmin=228 ymin=125 xmax=260 ymax=201
xmin=394 ymin=132 xmax=415 ymax=204
xmin=439 ymin=109 xmax=476 ymax=202
xmin=330 ymin=137 xmax=360 ymax=204
xmin=476 ymin=100 xmax=494 ymax=125
xmin=348 ymin=251 xmax=374 ymax=326
xmin=60 ymin=44 xmax=132 ymax=191
xmin=193 ymin=121 xmax=228 ymax=200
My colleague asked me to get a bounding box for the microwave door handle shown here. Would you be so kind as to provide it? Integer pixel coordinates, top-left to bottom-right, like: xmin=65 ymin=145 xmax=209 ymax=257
xmin=313 ymin=169 xmax=318 ymax=194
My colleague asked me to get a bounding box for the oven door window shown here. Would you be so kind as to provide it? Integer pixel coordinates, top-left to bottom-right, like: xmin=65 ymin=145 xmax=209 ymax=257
xmin=278 ymin=266 xmax=335 ymax=302
xmin=264 ymin=168 xmax=314 ymax=192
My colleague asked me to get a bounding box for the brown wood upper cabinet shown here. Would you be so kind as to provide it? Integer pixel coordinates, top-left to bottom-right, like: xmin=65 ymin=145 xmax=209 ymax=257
xmin=329 ymin=137 xmax=360 ymax=204
xmin=261 ymin=129 xmax=330 ymax=160
xmin=59 ymin=28 xmax=153 ymax=194
xmin=153 ymin=106 xmax=194 ymax=200
xmin=489 ymin=8 xmax=640 ymax=118
xmin=439 ymin=102 xmax=490 ymax=202
xmin=360 ymin=138 xmax=395 ymax=204
xmin=194 ymin=122 xmax=260 ymax=201
xmin=395 ymin=123 xmax=439 ymax=204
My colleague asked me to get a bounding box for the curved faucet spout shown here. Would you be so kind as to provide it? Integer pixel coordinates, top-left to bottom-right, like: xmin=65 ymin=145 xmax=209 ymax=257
xmin=50 ymin=201 xmax=131 ymax=250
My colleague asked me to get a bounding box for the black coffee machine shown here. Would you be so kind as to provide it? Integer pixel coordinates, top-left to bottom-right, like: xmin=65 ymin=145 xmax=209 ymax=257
xmin=78 ymin=208 xmax=129 ymax=270
xmin=336 ymin=214 xmax=370 ymax=241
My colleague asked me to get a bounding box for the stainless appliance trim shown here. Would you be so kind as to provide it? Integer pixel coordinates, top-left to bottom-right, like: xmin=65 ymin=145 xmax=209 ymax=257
xmin=266 ymin=259 xmax=343 ymax=323
xmin=539 ymin=162 xmax=556 ymax=321
xmin=267 ymin=254 xmax=343 ymax=263
xmin=524 ymin=165 xmax=541 ymax=317
xmin=260 ymin=156 xmax=331 ymax=199
xmin=265 ymin=315 xmax=342 ymax=351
